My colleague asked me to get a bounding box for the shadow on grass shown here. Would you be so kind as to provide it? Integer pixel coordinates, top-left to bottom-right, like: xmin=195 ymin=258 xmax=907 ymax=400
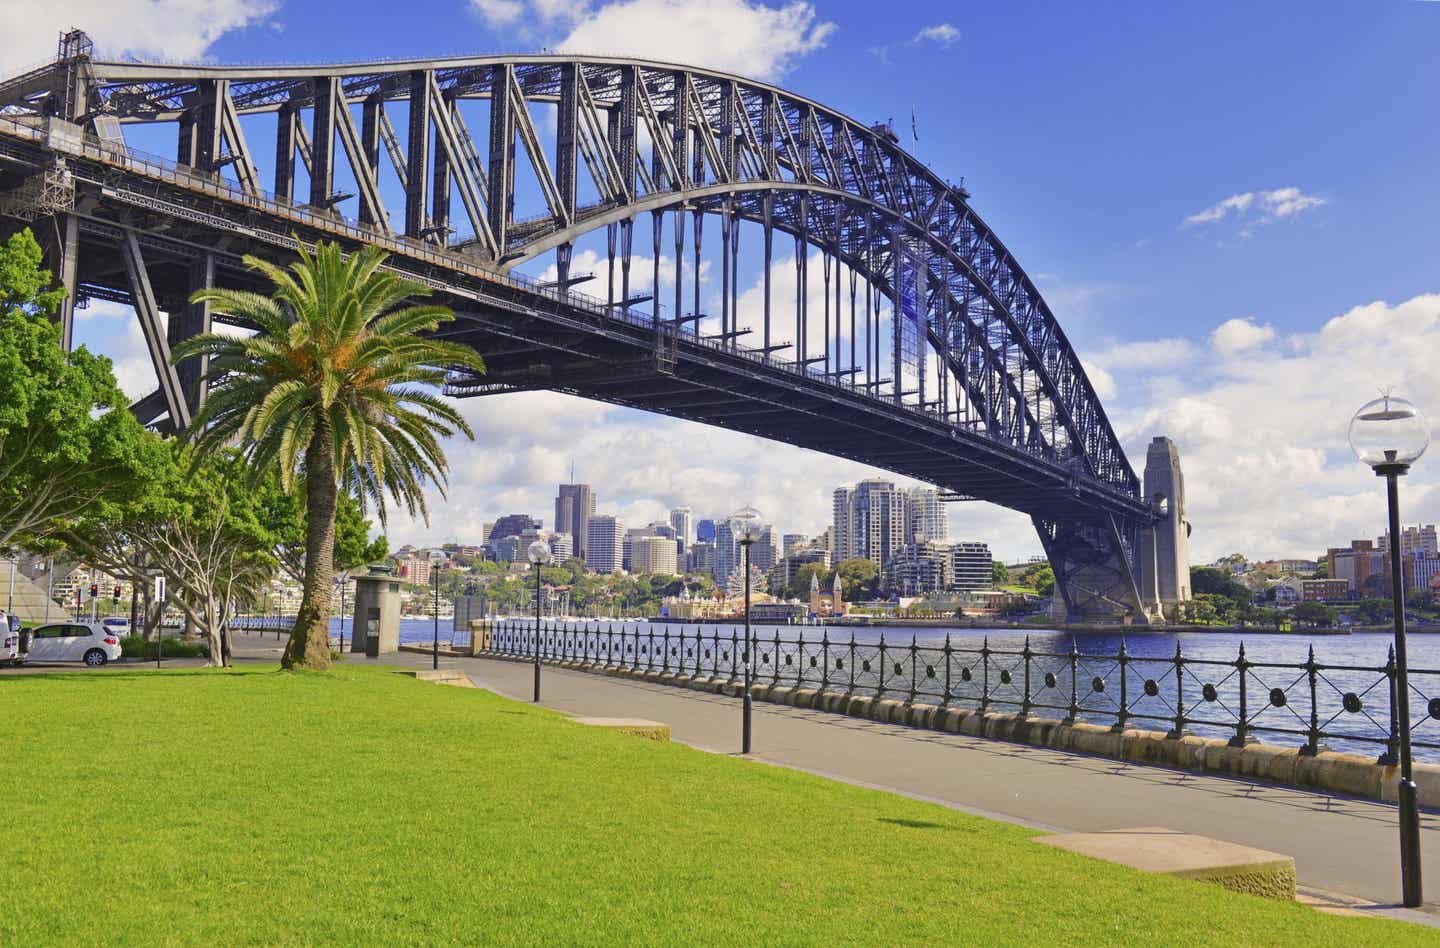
xmin=878 ymin=818 xmax=953 ymax=830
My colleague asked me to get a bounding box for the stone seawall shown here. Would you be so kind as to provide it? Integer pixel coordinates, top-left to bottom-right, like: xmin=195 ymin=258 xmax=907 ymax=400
xmin=478 ymin=650 xmax=1440 ymax=808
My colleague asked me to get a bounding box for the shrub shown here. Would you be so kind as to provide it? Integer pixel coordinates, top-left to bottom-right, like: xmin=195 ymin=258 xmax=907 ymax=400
xmin=119 ymin=636 xmax=210 ymax=659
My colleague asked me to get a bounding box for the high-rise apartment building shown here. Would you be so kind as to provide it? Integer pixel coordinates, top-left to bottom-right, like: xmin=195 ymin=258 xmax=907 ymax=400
xmin=631 ymin=536 xmax=679 ymax=575
xmin=548 ymin=532 xmax=573 ymax=562
xmin=687 ymin=541 xmax=715 ymax=578
xmin=554 ymin=484 xmax=595 ymax=561
xmin=696 ymin=518 xmax=716 ymax=543
xmin=950 ymin=542 xmax=993 ymax=592
xmin=752 ymin=524 xmax=779 ymax=573
xmin=714 ymin=519 xmax=739 ymax=587
xmin=831 ymin=488 xmax=853 ymax=561
xmin=490 ymin=513 xmax=541 ymax=542
xmin=905 ymin=487 xmax=948 ymax=543
xmin=669 ymin=507 xmax=693 ymax=552
xmin=586 ymin=516 xmax=625 ymax=575
xmin=782 ymin=534 xmax=809 ymax=556
xmin=1379 ymin=524 xmax=1439 ymax=558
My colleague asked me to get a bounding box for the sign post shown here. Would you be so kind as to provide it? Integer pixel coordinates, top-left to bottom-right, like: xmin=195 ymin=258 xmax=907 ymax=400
xmin=152 ymin=574 xmax=166 ymax=669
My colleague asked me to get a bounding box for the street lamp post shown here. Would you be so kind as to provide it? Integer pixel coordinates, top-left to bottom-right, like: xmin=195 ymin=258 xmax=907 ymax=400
xmin=1349 ymin=393 xmax=1429 ymax=908
xmin=527 ymin=540 xmax=552 ymax=702
xmin=729 ymin=506 xmax=763 ymax=754
xmin=429 ymin=551 xmax=445 ymax=671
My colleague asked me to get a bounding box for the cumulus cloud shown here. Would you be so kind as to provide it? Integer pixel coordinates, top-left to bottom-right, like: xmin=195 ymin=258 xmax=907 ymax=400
xmin=0 ymin=0 xmax=277 ymax=74
xmin=1111 ymin=293 xmax=1440 ymax=561
xmin=472 ymin=0 xmax=835 ymax=80
xmin=1209 ymin=317 xmax=1275 ymax=355
xmin=1182 ymin=187 xmax=1327 ymax=230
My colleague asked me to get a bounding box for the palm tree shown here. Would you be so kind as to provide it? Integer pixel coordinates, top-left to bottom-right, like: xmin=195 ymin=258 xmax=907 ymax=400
xmin=173 ymin=241 xmax=484 ymax=670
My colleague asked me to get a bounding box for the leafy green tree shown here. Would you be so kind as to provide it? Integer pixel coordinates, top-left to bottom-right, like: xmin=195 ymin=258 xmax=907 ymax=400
xmin=0 ymin=230 xmax=155 ymax=550
xmin=835 ymin=559 xmax=880 ymax=600
xmin=788 ymin=562 xmax=831 ymax=599
xmin=992 ymin=561 xmax=1009 ymax=584
xmin=175 ymin=242 xmax=485 ymax=670
xmin=1293 ymin=602 xmax=1337 ymax=628
xmin=1355 ymin=598 xmax=1394 ymax=625
xmin=1031 ymin=565 xmax=1056 ymax=597
xmin=61 ymin=443 xmax=276 ymax=664
xmin=1190 ymin=566 xmax=1251 ymax=600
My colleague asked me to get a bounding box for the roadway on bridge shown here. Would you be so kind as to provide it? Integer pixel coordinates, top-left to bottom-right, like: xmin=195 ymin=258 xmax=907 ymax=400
xmin=351 ymin=646 xmax=1440 ymax=917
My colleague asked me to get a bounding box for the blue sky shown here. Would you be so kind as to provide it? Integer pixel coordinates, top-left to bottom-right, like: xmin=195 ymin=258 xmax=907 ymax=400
xmin=7 ymin=1 xmax=1440 ymax=562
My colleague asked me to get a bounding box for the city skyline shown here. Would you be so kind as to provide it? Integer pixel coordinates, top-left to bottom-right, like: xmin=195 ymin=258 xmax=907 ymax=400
xmin=34 ymin=1 xmax=1440 ymax=564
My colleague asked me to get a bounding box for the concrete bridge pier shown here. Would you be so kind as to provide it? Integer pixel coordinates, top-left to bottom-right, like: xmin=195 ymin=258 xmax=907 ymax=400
xmin=1139 ymin=436 xmax=1192 ymax=621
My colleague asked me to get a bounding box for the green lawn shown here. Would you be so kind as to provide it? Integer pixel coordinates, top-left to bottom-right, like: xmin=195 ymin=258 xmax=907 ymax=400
xmin=0 ymin=665 xmax=1427 ymax=945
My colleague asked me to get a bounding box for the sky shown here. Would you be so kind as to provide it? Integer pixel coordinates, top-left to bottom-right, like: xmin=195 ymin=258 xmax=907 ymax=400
xmin=4 ymin=0 xmax=1439 ymax=563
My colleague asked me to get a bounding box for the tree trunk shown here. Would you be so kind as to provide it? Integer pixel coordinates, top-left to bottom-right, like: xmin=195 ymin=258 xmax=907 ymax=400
xmin=284 ymin=432 xmax=338 ymax=671
xmin=201 ymin=597 xmax=225 ymax=668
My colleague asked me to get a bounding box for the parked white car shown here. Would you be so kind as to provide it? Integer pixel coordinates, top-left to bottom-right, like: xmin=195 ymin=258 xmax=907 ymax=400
xmin=25 ymin=622 xmax=123 ymax=666
xmin=0 ymin=611 xmax=20 ymax=666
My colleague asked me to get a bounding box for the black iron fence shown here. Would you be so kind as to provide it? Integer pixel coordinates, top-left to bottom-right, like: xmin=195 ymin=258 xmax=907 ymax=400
xmin=481 ymin=620 xmax=1440 ymax=763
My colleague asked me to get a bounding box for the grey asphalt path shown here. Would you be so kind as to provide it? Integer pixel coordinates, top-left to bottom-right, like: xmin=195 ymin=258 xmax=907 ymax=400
xmin=353 ymin=647 xmax=1440 ymax=921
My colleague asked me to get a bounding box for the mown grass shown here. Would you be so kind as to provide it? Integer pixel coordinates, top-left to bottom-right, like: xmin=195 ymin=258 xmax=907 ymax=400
xmin=0 ymin=664 xmax=1427 ymax=945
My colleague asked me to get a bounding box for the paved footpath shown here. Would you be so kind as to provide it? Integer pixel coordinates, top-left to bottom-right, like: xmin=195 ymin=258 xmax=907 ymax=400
xmin=353 ymin=647 xmax=1440 ymax=920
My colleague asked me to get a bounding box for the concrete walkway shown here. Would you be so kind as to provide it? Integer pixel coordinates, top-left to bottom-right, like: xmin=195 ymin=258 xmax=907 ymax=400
xmin=358 ymin=647 xmax=1440 ymax=920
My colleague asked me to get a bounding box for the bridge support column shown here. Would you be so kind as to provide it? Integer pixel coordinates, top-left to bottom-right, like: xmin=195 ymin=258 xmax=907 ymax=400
xmin=169 ymin=252 xmax=214 ymax=417
xmin=47 ymin=213 xmax=79 ymax=352
xmin=1035 ymin=514 xmax=1151 ymax=624
xmin=1139 ymin=436 xmax=1193 ymax=621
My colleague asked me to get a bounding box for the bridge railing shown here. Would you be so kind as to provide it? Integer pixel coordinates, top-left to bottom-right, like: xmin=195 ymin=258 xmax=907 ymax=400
xmin=0 ymin=113 xmax=1062 ymax=472
xmin=479 ymin=619 xmax=1440 ymax=763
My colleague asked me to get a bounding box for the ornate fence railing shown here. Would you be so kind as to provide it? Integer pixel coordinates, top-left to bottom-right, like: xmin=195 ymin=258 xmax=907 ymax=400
xmin=480 ymin=620 xmax=1440 ymax=763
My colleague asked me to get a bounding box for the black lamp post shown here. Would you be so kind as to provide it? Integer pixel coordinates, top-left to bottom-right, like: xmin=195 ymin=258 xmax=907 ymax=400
xmin=730 ymin=506 xmax=763 ymax=754
xmin=428 ymin=551 xmax=447 ymax=671
xmin=1350 ymin=393 xmax=1429 ymax=908
xmin=527 ymin=539 xmax=552 ymax=702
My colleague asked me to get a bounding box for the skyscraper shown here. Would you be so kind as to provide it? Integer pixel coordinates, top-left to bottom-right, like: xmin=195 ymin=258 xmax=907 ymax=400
xmin=555 ymin=484 xmax=595 ymax=562
xmin=490 ymin=513 xmax=541 ymax=542
xmin=850 ymin=479 xmax=906 ymax=569
xmin=586 ymin=516 xmax=624 ymax=575
xmin=696 ymin=518 xmax=716 ymax=543
xmin=905 ymin=487 xmax=948 ymax=543
xmin=669 ymin=506 xmax=693 ymax=553
xmin=714 ymin=518 xmax=739 ymax=588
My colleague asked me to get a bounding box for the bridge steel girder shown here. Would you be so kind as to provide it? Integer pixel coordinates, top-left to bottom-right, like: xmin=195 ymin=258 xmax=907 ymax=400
xmin=0 ymin=47 xmax=1156 ymax=621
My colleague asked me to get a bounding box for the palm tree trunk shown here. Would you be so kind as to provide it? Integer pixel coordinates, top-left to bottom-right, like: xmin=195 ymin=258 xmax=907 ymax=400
xmin=283 ymin=433 xmax=338 ymax=670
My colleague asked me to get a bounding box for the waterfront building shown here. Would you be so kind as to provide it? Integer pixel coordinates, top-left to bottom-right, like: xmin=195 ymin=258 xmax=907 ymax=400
xmin=631 ymin=536 xmax=679 ymax=575
xmin=882 ymin=541 xmax=952 ymax=595
xmin=950 ymin=541 xmax=993 ymax=592
xmin=554 ymin=484 xmax=595 ymax=561
xmin=782 ymin=534 xmax=809 ymax=556
xmin=752 ymin=523 xmax=779 ymax=573
xmin=586 ymin=516 xmax=625 ymax=575
xmin=714 ymin=519 xmax=739 ymax=588
xmin=1301 ymin=578 xmax=1351 ymax=602
xmin=492 ymin=536 xmax=522 ymax=564
xmin=781 ymin=547 xmax=831 ymax=591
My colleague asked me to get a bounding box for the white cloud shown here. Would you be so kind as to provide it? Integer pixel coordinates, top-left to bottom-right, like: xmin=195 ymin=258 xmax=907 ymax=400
xmin=556 ymin=0 xmax=835 ymax=79
xmin=0 ymin=1 xmax=277 ymax=75
xmin=468 ymin=0 xmax=527 ymax=27
xmin=913 ymin=24 xmax=960 ymax=46
xmin=1112 ymin=293 xmax=1440 ymax=561
xmin=1089 ymin=337 xmax=1198 ymax=371
xmin=1209 ymin=317 xmax=1275 ymax=355
xmin=1182 ymin=187 xmax=1326 ymax=230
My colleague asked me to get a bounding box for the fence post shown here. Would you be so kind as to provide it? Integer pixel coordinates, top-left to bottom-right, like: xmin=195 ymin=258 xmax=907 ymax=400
xmin=847 ymin=632 xmax=856 ymax=694
xmin=1021 ymin=636 xmax=1033 ymax=716
xmin=662 ymin=628 xmax=670 ymax=674
xmin=1113 ymin=638 xmax=1129 ymax=731
xmin=796 ymin=630 xmax=806 ymax=688
xmin=1301 ymin=644 xmax=1326 ymax=756
xmin=821 ymin=631 xmax=830 ymax=691
xmin=729 ymin=629 xmax=739 ymax=684
xmin=1230 ymin=641 xmax=1252 ymax=747
xmin=1380 ymin=644 xmax=1399 ymax=766
xmin=1066 ymin=637 xmax=1079 ymax=724
xmin=606 ymin=624 xmax=614 ymax=669
xmin=943 ymin=633 xmax=953 ymax=706
xmin=1168 ymin=642 xmax=1188 ymax=740
xmin=646 ymin=625 xmax=655 ymax=673
xmin=980 ymin=636 xmax=991 ymax=712
xmin=877 ymin=633 xmax=887 ymax=698
xmin=773 ymin=631 xmax=781 ymax=685
xmin=909 ymin=635 xmax=918 ymax=703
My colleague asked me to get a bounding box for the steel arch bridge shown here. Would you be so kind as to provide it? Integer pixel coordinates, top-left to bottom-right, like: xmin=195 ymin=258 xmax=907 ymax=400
xmin=0 ymin=32 xmax=1170 ymax=621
